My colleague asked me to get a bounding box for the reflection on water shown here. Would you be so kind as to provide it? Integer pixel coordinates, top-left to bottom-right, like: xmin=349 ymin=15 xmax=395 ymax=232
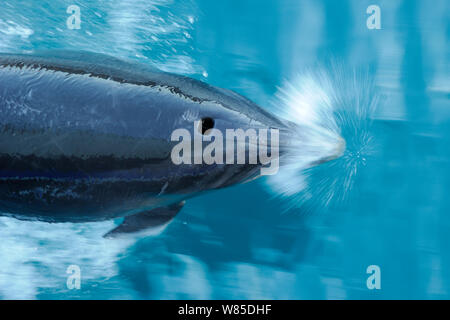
xmin=0 ymin=0 xmax=449 ymax=299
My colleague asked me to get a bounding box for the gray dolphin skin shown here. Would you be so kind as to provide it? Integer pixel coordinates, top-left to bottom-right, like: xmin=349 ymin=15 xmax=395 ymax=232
xmin=0 ymin=51 xmax=333 ymax=237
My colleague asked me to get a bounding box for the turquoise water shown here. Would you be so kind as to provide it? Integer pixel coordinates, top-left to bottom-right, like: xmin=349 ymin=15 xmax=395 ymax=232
xmin=0 ymin=0 xmax=449 ymax=299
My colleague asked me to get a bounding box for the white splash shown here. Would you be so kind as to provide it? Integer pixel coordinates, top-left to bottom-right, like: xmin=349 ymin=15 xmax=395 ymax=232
xmin=0 ymin=19 xmax=33 ymax=38
xmin=268 ymin=65 xmax=378 ymax=210
xmin=0 ymin=217 xmax=134 ymax=299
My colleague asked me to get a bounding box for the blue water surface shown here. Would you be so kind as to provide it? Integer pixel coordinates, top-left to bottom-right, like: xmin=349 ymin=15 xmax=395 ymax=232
xmin=0 ymin=0 xmax=449 ymax=299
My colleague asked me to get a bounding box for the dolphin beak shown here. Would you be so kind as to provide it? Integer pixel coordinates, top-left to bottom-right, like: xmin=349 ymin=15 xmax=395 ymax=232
xmin=331 ymin=136 xmax=346 ymax=160
xmin=313 ymin=136 xmax=346 ymax=165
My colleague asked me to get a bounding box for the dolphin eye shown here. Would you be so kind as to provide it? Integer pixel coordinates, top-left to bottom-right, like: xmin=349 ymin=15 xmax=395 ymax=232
xmin=198 ymin=117 xmax=215 ymax=135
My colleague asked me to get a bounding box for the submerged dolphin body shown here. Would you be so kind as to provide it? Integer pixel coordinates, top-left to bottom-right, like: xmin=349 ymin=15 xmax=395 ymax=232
xmin=0 ymin=51 xmax=342 ymax=237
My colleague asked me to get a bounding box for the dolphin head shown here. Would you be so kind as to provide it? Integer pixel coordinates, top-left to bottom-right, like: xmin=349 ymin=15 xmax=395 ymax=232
xmin=164 ymin=81 xmax=345 ymax=193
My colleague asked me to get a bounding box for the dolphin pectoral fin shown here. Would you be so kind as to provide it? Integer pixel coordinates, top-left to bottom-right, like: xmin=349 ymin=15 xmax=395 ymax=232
xmin=104 ymin=201 xmax=185 ymax=238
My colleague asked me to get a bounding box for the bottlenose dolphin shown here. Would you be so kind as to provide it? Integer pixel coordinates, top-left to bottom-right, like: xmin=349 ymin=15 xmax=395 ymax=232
xmin=0 ymin=51 xmax=344 ymax=237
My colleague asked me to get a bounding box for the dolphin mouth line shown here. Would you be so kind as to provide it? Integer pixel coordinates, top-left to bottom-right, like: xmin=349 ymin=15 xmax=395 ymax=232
xmin=335 ymin=137 xmax=347 ymax=158
xmin=310 ymin=136 xmax=346 ymax=166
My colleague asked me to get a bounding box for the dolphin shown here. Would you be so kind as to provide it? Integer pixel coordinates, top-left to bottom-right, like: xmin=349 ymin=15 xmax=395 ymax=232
xmin=0 ymin=51 xmax=344 ymax=237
